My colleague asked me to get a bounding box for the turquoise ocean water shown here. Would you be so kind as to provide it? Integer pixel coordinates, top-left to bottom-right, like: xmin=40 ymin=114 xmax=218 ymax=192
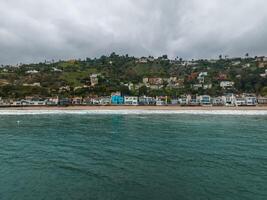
xmin=0 ymin=113 xmax=266 ymax=200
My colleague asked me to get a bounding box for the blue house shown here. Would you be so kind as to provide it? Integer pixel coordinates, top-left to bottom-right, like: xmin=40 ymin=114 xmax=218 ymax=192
xmin=111 ymin=95 xmax=124 ymax=105
xmin=199 ymin=95 xmax=211 ymax=105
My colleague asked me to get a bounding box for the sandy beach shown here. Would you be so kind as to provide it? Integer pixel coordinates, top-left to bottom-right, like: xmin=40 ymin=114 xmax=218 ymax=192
xmin=1 ymin=105 xmax=267 ymax=111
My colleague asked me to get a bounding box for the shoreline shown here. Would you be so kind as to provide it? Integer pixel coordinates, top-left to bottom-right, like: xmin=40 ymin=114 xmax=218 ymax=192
xmin=1 ymin=105 xmax=267 ymax=111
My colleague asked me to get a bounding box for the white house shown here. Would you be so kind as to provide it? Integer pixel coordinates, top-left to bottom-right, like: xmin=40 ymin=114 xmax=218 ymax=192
xmin=90 ymin=74 xmax=99 ymax=86
xmin=222 ymin=94 xmax=235 ymax=106
xmin=47 ymin=97 xmax=59 ymax=105
xmin=258 ymin=97 xmax=267 ymax=104
xmin=220 ymin=81 xmax=235 ymax=88
xmin=212 ymin=97 xmax=224 ymax=106
xmin=243 ymin=94 xmax=257 ymax=106
xmin=234 ymin=97 xmax=246 ymax=106
xmin=199 ymin=72 xmax=208 ymax=77
xmin=124 ymin=96 xmax=138 ymax=105
xmin=26 ymin=70 xmax=39 ymax=74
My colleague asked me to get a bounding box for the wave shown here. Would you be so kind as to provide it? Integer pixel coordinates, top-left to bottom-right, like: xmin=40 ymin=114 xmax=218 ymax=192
xmin=0 ymin=109 xmax=267 ymax=115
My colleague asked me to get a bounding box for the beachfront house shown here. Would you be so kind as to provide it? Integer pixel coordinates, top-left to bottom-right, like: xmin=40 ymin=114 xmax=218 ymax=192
xmin=244 ymin=94 xmax=257 ymax=106
xmin=212 ymin=97 xmax=224 ymax=106
xmin=198 ymin=95 xmax=211 ymax=105
xmin=124 ymin=96 xmax=139 ymax=105
xmin=72 ymin=97 xmax=83 ymax=105
xmin=47 ymin=97 xmax=59 ymax=106
xmin=156 ymin=96 xmax=168 ymax=106
xmin=222 ymin=94 xmax=235 ymax=106
xmin=178 ymin=96 xmax=188 ymax=105
xmin=99 ymin=97 xmax=111 ymax=105
xmin=171 ymin=99 xmax=179 ymax=105
xmin=138 ymin=96 xmax=156 ymax=105
xmin=234 ymin=96 xmax=247 ymax=106
xmin=111 ymin=92 xmax=124 ymax=105
xmin=0 ymin=98 xmax=10 ymax=106
xmin=258 ymin=97 xmax=267 ymax=105
xmin=59 ymin=98 xmax=71 ymax=106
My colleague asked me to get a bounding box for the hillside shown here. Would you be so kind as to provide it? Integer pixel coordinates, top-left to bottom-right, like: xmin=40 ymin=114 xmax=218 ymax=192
xmin=0 ymin=53 xmax=267 ymax=98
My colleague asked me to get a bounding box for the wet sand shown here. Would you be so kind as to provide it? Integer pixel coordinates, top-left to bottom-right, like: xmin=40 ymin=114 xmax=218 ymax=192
xmin=1 ymin=105 xmax=267 ymax=111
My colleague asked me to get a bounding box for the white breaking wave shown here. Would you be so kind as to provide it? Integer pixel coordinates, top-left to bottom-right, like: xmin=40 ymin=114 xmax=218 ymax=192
xmin=0 ymin=110 xmax=267 ymax=115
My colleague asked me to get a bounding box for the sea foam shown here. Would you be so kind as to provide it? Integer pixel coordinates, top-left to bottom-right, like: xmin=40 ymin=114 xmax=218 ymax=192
xmin=0 ymin=109 xmax=267 ymax=115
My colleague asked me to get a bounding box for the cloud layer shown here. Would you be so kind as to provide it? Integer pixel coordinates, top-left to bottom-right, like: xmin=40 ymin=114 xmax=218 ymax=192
xmin=0 ymin=0 xmax=267 ymax=64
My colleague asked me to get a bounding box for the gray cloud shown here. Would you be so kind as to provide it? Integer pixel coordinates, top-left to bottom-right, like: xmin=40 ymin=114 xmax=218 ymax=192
xmin=0 ymin=0 xmax=267 ymax=64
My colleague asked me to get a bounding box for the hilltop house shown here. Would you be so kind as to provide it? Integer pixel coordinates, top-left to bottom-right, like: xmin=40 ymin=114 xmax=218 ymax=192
xmin=260 ymin=69 xmax=267 ymax=78
xmin=26 ymin=70 xmax=39 ymax=74
xmin=217 ymin=73 xmax=228 ymax=81
xmin=192 ymin=84 xmax=203 ymax=90
xmin=220 ymin=81 xmax=235 ymax=88
xmin=90 ymin=74 xmax=100 ymax=86
xmin=23 ymin=82 xmax=41 ymax=87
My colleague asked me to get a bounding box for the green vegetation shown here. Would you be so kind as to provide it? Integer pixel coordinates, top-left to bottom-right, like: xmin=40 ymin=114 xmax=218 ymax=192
xmin=0 ymin=53 xmax=266 ymax=98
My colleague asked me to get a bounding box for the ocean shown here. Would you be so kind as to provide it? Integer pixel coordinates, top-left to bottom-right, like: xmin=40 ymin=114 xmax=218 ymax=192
xmin=0 ymin=111 xmax=266 ymax=200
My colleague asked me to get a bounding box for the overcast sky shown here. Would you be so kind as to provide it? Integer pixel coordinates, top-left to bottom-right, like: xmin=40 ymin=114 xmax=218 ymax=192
xmin=0 ymin=0 xmax=267 ymax=65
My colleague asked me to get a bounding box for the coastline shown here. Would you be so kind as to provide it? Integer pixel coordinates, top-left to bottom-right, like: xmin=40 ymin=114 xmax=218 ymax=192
xmin=1 ymin=105 xmax=267 ymax=111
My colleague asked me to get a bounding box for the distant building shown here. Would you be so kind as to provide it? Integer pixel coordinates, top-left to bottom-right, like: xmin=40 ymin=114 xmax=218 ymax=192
xmin=26 ymin=70 xmax=39 ymax=74
xmin=198 ymin=72 xmax=208 ymax=77
xmin=147 ymin=78 xmax=163 ymax=85
xmin=90 ymin=74 xmax=99 ymax=86
xmin=52 ymin=67 xmax=63 ymax=72
xmin=136 ymin=57 xmax=148 ymax=64
xmin=59 ymin=86 xmax=71 ymax=93
xmin=188 ymin=72 xmax=198 ymax=81
xmin=217 ymin=73 xmax=228 ymax=80
xmin=203 ymin=84 xmax=212 ymax=89
xmin=197 ymin=76 xmax=205 ymax=84
xmin=256 ymin=56 xmax=267 ymax=62
xmin=23 ymin=82 xmax=41 ymax=87
xmin=192 ymin=84 xmax=203 ymax=90
xmin=260 ymin=69 xmax=267 ymax=78
xmin=220 ymin=81 xmax=235 ymax=88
